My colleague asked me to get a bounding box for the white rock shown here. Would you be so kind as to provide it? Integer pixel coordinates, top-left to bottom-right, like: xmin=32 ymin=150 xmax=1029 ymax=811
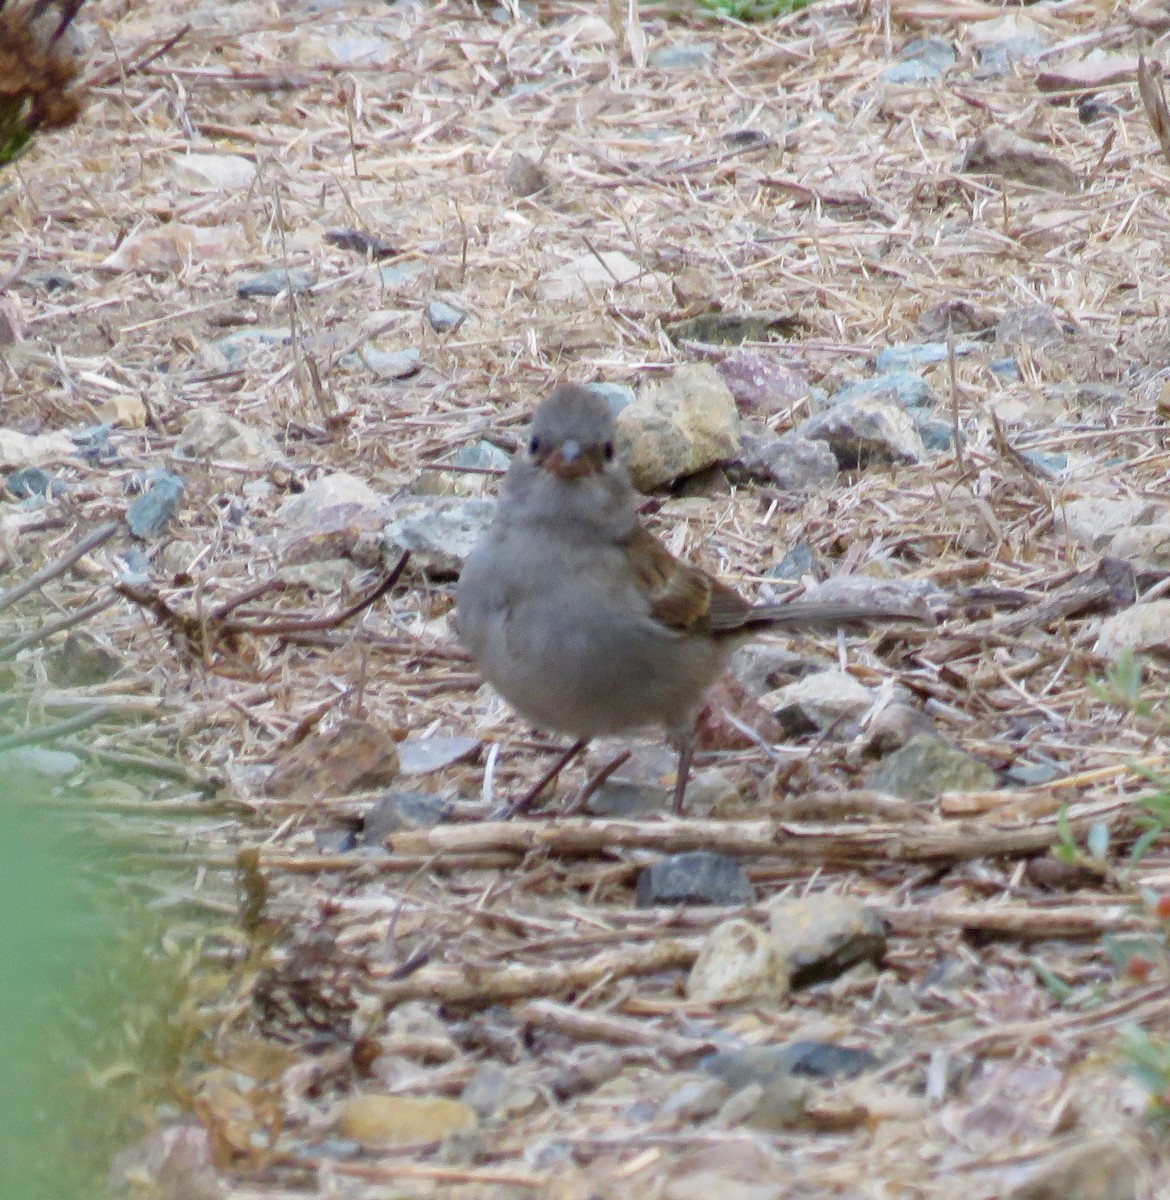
xmin=686 ymin=918 xmax=790 ymax=1003
xmin=1058 ymin=496 xmax=1161 ymax=551
xmin=538 ymin=250 xmax=643 ymax=303
xmin=766 ymin=670 xmax=874 ymax=733
xmin=1093 ymin=600 xmax=1170 ymax=661
xmin=172 ymin=153 xmax=257 ymax=192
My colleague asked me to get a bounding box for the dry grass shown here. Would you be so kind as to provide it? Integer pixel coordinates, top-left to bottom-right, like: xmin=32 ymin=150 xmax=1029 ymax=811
xmin=3 ymin=0 xmax=1170 ymax=1196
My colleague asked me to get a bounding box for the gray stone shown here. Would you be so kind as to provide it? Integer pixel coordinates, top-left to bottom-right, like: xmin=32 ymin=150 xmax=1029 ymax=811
xmin=397 ymin=735 xmax=480 ymax=776
xmin=658 ymin=1076 xmax=731 ymax=1121
xmin=363 ymin=792 xmax=453 ymax=844
xmin=127 ymin=471 xmax=184 ymax=539
xmin=830 ymin=371 xmax=936 ymax=410
xmin=586 ymin=780 xmax=668 ymax=817
xmin=616 ymin=364 xmax=740 ymax=490
xmin=799 ymin=397 xmax=927 ymax=468
xmin=740 ymin=432 xmax=838 ymax=491
xmin=648 ymin=43 xmax=714 ymax=70
xmin=1108 ymin=522 xmax=1170 ymax=569
xmin=912 ymin=413 xmax=956 ymax=452
xmin=0 ymin=746 xmax=83 ymax=778
xmin=6 ymin=466 xmax=55 ymax=498
xmin=996 ymin=303 xmax=1065 ymax=348
xmin=343 ymin=347 xmax=421 ymax=379
xmin=990 ymin=357 xmax=1021 ymax=379
xmin=870 ymin=732 xmax=998 ymax=801
xmin=379 ymin=263 xmax=421 ymax=287
xmin=504 ymin=151 xmax=550 ymax=197
xmin=208 ymin=328 xmax=288 ymax=366
xmin=426 ymin=300 xmax=465 ymax=332
xmin=768 ymin=541 xmax=821 ymax=584
xmin=875 ymin=341 xmax=975 ymax=373
xmin=894 ymin=37 xmax=956 ymax=76
xmin=636 ymin=851 xmax=755 ymax=908
xmin=881 ymin=58 xmax=940 ymax=84
xmin=766 ymin=893 xmax=888 ymax=988
xmin=381 ymin=496 xmax=496 ymax=578
xmin=460 ymin=1063 xmax=537 ymax=1119
xmin=237 ymin=267 xmax=315 ymax=299
xmin=703 ymin=1041 xmax=877 ymax=1089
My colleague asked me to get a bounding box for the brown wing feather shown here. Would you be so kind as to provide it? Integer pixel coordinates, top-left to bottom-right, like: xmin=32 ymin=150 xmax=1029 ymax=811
xmin=623 ymin=525 xmax=752 ymax=633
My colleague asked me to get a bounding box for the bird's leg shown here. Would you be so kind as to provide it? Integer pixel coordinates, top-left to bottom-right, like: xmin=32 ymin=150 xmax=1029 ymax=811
xmin=671 ymin=731 xmax=696 ymax=815
xmin=561 ymin=748 xmax=632 ymax=816
xmin=500 ymin=739 xmax=588 ymax=819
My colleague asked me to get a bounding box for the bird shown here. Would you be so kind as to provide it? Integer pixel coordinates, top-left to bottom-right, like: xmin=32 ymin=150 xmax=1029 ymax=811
xmin=455 ymin=383 xmax=926 ymax=816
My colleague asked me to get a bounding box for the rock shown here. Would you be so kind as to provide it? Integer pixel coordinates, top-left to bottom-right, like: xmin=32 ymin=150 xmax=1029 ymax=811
xmin=264 ymin=717 xmax=399 ymax=799
xmin=740 ymin=432 xmax=838 ymax=491
xmin=47 ymin=633 xmax=122 ymax=686
xmin=963 ymin=128 xmax=1078 ymax=192
xmin=278 ymin=558 xmax=360 ymax=593
xmin=362 ymin=791 xmax=453 ymax=843
xmin=800 ymin=574 xmax=939 ymax=616
xmin=586 ymin=779 xmax=669 ymax=817
xmin=538 ymin=250 xmax=643 ymax=303
xmin=766 ymin=670 xmax=874 ymax=735
xmin=581 ymin=381 xmax=635 ymax=417
xmin=426 ymin=300 xmax=465 ymax=332
xmin=379 ymin=263 xmax=421 ymax=287
xmin=172 ymin=152 xmax=256 ymax=191
xmin=207 ymin=328 xmax=288 ymax=367
xmin=418 ymin=439 xmax=509 ymax=496
xmin=830 ymin=370 xmax=935 ymax=410
xmin=616 ymin=364 xmax=741 ymax=490
xmin=25 ymin=267 xmax=72 ymax=293
xmin=236 ymin=267 xmax=315 ymax=298
xmin=918 ymin=299 xmax=994 ymax=338
xmin=728 ymin=643 xmax=807 ymax=695
xmin=702 ymin=1041 xmax=877 ymax=1089
xmin=684 ymin=768 xmax=741 ymax=815
xmin=996 ymin=302 xmax=1067 ymax=348
xmin=280 ymin=472 xmax=388 ymax=527
xmin=397 ymin=735 xmax=480 ymax=775
xmin=869 ymin=732 xmax=997 ymax=801
xmin=767 ymin=541 xmax=822 ymax=585
xmin=884 ymin=36 xmax=955 ymax=82
xmin=648 ymin=43 xmax=714 ymax=70
xmin=324 ymin=228 xmax=398 ymax=260
xmin=461 ymin=1063 xmax=537 ymax=1119
xmin=6 ymin=466 xmax=55 ymax=498
xmin=686 ymin=918 xmax=788 ymax=1003
xmin=857 ymin=703 xmax=932 ymax=757
xmin=72 ymin=423 xmax=115 ymax=466
xmin=990 ymin=356 xmax=1021 ymax=379
xmin=1058 ymin=496 xmax=1160 ymax=551
xmin=798 ymin=397 xmax=926 ymax=468
xmin=176 ymin=410 xmax=279 ymax=464
xmin=337 ymin=1095 xmax=477 ymax=1147
xmin=874 ymin=342 xmax=979 ymax=374
xmin=716 ymin=350 xmax=810 ymax=414
xmin=380 ymin=496 xmax=496 ymax=578
xmin=0 ymin=428 xmax=75 ymax=470
xmin=666 ymin=311 xmax=800 ymax=346
xmin=126 ymin=470 xmax=185 ymax=539
xmin=718 ymin=1077 xmax=812 ymax=1132
xmin=277 ymin=472 xmax=390 ymax=561
xmin=971 ymin=13 xmax=1049 ymax=74
xmin=1005 ymin=1133 xmax=1144 ymax=1200
xmin=913 ymin=413 xmax=955 ymax=452
xmin=98 ymin=393 xmax=148 ymax=428
xmin=1108 ymin=523 xmax=1170 ymax=569
xmin=1093 ymin=600 xmax=1170 ymax=661
xmin=343 ymin=346 xmax=421 ymax=379
xmin=766 ymin=894 xmax=888 ymax=988
xmin=505 ymin=150 xmax=550 ymax=197
xmin=695 ymin=673 xmax=786 ymax=750
xmin=658 ymin=1076 xmax=732 ymax=1121
xmin=0 ymin=746 xmax=82 ymax=779
xmin=636 ymin=851 xmax=755 ymax=908
xmin=881 ymin=58 xmax=940 ymax=84
xmin=105 ymin=224 xmax=244 ymax=274
xmin=1022 ymin=449 xmax=1067 ymax=476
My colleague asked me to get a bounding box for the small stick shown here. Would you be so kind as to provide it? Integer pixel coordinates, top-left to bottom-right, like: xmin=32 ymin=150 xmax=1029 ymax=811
xmin=0 ymin=594 xmax=119 ymax=660
xmin=0 ymin=706 xmax=108 ymax=753
xmin=0 ymin=521 xmax=119 ymax=614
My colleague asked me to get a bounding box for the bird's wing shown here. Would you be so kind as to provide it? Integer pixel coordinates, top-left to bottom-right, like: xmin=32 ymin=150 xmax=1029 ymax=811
xmin=622 ymin=524 xmax=752 ymax=634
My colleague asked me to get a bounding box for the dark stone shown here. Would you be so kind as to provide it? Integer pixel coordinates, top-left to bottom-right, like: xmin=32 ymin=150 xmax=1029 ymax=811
xmin=635 ymin=851 xmax=755 ymax=908
xmin=6 ymin=466 xmax=55 ymax=499
xmin=362 ymin=791 xmax=453 ymax=844
xmin=126 ymin=471 xmax=185 ymax=539
xmin=702 ymin=1040 xmax=878 ymax=1090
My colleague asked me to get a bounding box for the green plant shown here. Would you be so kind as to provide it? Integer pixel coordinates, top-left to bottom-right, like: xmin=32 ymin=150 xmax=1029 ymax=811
xmin=697 ymin=0 xmax=813 ymax=21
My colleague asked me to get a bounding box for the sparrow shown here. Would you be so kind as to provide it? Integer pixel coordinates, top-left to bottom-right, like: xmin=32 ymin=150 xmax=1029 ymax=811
xmin=455 ymin=383 xmax=924 ymax=815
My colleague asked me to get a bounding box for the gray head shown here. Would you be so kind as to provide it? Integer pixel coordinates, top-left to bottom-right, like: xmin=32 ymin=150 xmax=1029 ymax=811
xmin=526 ymin=384 xmax=617 ymax=481
xmin=499 ymin=384 xmax=636 ymax=536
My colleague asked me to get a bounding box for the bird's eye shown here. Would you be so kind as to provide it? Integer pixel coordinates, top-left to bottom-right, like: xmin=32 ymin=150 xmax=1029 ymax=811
xmin=528 ymin=436 xmax=541 ymax=455
xmin=603 ymin=441 xmax=615 ymax=461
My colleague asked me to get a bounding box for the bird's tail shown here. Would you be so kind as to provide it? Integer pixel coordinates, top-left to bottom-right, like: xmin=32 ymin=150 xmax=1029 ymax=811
xmin=728 ymin=598 xmax=935 ymax=633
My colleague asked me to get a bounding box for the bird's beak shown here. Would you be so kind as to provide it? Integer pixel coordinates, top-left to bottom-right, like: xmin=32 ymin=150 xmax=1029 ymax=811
xmin=544 ymin=440 xmax=598 ymax=480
